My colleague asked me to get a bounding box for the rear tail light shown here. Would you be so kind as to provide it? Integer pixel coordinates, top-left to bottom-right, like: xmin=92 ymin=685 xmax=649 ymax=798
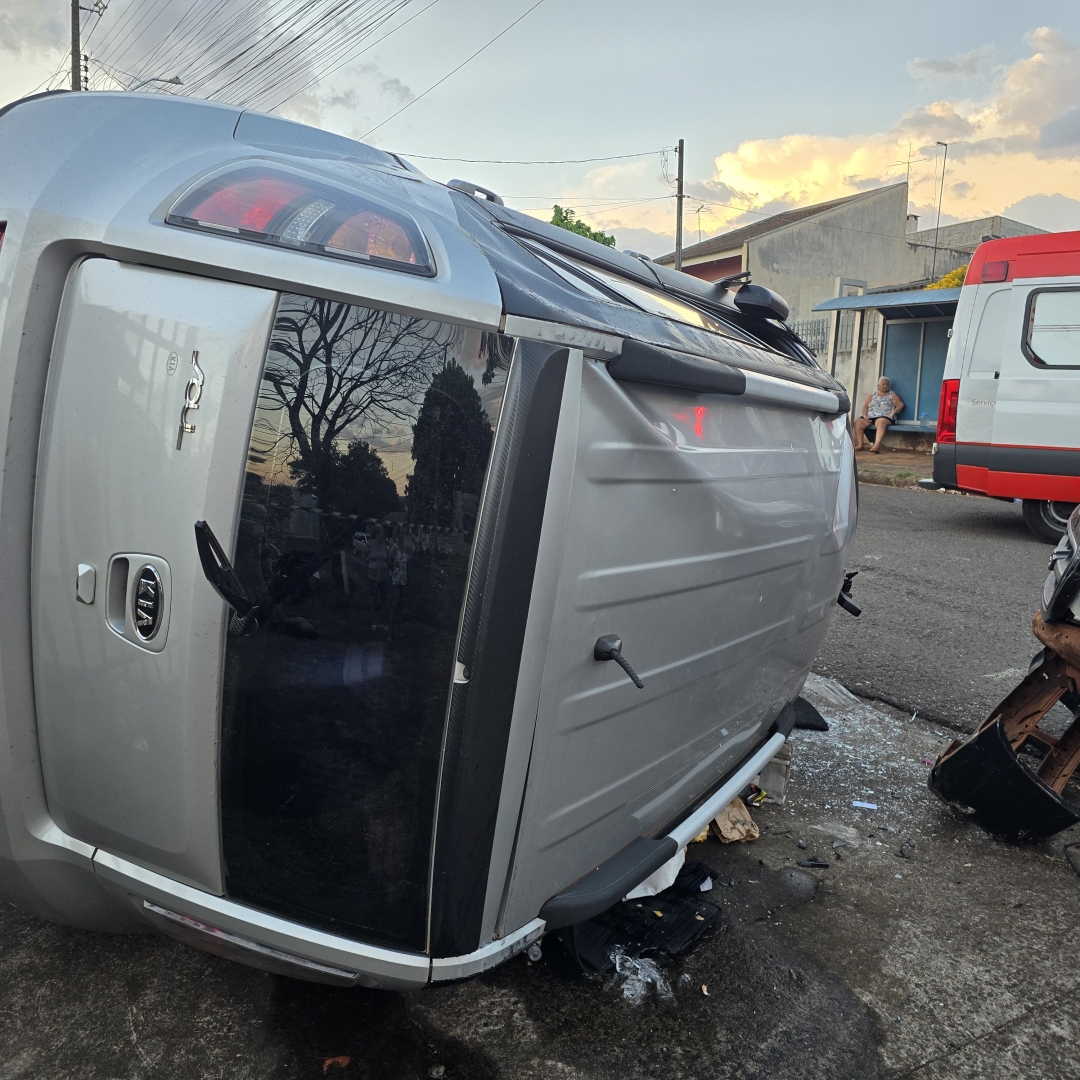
xmin=936 ymin=378 xmax=960 ymax=443
xmin=0 ymin=221 xmax=6 ymax=253
xmin=167 ymin=165 xmax=432 ymax=276
xmin=981 ymin=260 xmax=1009 ymax=282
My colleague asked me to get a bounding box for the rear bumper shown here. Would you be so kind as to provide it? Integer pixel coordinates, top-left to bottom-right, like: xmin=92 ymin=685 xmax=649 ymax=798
xmin=935 ymin=442 xmax=1080 ymax=501
xmin=933 ymin=442 xmax=957 ymax=488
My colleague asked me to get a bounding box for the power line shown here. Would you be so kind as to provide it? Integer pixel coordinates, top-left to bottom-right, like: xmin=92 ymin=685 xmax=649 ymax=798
xmin=392 ymin=148 xmax=665 ymax=164
xmin=271 ymin=0 xmax=444 ymax=110
xmin=361 ymin=0 xmax=547 ymax=139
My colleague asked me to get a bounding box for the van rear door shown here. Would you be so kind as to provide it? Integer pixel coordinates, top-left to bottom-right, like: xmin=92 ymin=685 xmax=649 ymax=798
xmin=32 ymin=259 xmax=276 ymax=891
xmin=988 ymin=280 xmax=1080 ymax=500
xmin=953 ymin=285 xmax=1010 ymax=489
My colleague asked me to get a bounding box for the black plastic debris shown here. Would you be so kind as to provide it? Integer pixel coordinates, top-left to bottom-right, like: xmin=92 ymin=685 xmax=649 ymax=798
xmin=797 ymin=858 xmax=829 ymax=869
xmin=672 ymin=860 xmax=715 ymax=894
xmin=543 ymin=875 xmax=721 ymax=978
xmin=792 ymin=696 xmax=829 ymax=731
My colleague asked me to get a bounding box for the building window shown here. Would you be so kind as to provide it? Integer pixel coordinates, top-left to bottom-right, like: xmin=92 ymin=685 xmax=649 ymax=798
xmin=881 ymin=318 xmax=951 ymax=427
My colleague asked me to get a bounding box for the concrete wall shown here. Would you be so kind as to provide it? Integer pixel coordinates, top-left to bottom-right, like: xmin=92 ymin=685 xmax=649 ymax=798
xmin=745 ymin=185 xmax=920 ymax=322
xmin=741 ymin=189 xmax=1042 ymax=322
xmin=909 ymin=216 xmax=1045 ymax=254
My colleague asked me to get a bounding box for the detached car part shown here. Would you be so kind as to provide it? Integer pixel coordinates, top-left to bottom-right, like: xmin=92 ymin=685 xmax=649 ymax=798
xmin=929 ymin=506 xmax=1080 ymax=839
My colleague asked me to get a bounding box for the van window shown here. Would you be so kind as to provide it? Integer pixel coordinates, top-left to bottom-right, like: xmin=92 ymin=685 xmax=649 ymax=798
xmin=966 ymin=288 xmax=1009 ymax=375
xmin=1025 ymin=288 xmax=1080 ymax=368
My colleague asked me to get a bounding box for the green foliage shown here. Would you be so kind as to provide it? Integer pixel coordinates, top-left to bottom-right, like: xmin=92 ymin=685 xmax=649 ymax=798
xmin=406 ymin=362 xmax=493 ymax=527
xmin=927 ymin=264 xmax=967 ymax=289
xmin=550 ymin=204 xmax=615 ymax=247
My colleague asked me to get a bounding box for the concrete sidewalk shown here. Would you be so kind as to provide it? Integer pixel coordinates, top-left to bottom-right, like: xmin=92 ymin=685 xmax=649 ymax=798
xmin=855 ymin=446 xmax=935 ymax=489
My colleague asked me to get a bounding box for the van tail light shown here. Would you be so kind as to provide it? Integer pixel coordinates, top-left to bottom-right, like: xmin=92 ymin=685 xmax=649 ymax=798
xmin=0 ymin=221 xmax=6 ymax=253
xmin=937 ymin=379 xmax=960 ymax=443
xmin=167 ymin=165 xmax=432 ymax=276
xmin=981 ymin=260 xmax=1009 ymax=283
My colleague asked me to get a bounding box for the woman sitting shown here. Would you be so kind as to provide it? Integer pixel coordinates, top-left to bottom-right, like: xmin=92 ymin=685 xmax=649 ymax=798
xmin=855 ymin=377 xmax=904 ymax=452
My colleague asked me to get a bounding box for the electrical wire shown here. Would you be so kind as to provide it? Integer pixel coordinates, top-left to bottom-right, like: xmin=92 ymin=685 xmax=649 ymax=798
xmin=391 ymin=149 xmax=665 ymax=164
xmin=270 ymin=0 xmax=444 ymax=110
xmin=360 ymin=0 xmax=547 ymax=139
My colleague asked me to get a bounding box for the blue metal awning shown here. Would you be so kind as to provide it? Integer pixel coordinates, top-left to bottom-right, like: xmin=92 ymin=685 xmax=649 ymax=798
xmin=813 ymin=287 xmax=961 ymax=320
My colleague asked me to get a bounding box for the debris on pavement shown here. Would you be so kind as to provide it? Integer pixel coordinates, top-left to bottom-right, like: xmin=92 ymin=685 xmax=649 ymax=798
xmin=755 ymin=742 xmax=793 ymax=805
xmin=744 ymin=785 xmax=768 ymax=807
xmin=852 ymin=801 xmax=878 ymax=810
xmin=673 ymin=860 xmax=715 ymax=893
xmin=608 ymin=946 xmax=675 ymax=1005
xmin=545 ymin=880 xmax=721 ymax=979
xmin=322 ymin=1057 xmax=350 ymax=1073
xmin=792 ymin=695 xmax=830 ymax=731
xmin=797 ymin=859 xmax=829 ymax=869
xmin=929 ymin=612 xmax=1080 ymax=840
xmin=712 ymin=797 xmax=760 ymax=843
xmin=625 ymin=847 xmax=686 ymax=900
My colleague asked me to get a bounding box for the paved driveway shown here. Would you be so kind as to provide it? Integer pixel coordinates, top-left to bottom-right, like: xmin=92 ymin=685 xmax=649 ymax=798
xmin=815 ymin=485 xmax=1057 ymax=731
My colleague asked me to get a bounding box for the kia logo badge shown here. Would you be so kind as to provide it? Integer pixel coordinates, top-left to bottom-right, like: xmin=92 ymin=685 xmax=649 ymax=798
xmin=133 ymin=565 xmax=163 ymax=640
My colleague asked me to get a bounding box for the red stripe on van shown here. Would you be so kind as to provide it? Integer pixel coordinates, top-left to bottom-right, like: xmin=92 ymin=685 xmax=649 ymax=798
xmin=984 ymin=471 xmax=1080 ymax=501
xmin=955 ymin=464 xmax=988 ymax=491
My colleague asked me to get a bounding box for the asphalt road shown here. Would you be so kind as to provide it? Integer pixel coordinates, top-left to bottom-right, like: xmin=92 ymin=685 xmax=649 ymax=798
xmin=815 ymin=485 xmax=1057 ymax=731
xmin=1 ymin=484 xmax=1077 ymax=1080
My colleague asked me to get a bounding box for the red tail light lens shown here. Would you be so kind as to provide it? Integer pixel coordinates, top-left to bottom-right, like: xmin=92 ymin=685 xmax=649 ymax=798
xmin=167 ymin=165 xmax=432 ymax=276
xmin=981 ymin=260 xmax=1009 ymax=283
xmin=185 ymin=175 xmax=312 ymax=233
xmin=0 ymin=221 xmax=6 ymax=253
xmin=936 ymin=378 xmax=960 ymax=443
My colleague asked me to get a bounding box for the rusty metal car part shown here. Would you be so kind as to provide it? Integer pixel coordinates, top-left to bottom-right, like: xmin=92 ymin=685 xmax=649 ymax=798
xmin=928 ymin=613 xmax=1080 ymax=840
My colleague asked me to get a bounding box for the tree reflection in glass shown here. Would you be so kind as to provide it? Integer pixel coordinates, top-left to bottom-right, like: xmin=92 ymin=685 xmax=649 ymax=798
xmin=220 ymin=293 xmax=513 ymax=951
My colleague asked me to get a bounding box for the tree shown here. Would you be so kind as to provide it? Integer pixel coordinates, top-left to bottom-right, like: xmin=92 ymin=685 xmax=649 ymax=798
xmin=256 ymin=296 xmax=457 ymax=513
xmin=551 ymin=204 xmax=616 ymax=247
xmin=927 ymin=264 xmax=967 ymax=290
xmin=406 ymin=363 xmax=492 ymax=527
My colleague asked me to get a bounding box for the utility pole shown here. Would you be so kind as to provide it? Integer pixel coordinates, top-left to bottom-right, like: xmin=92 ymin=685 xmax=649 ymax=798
xmin=931 ymin=141 xmax=949 ymax=280
xmin=71 ymin=0 xmax=81 ymax=90
xmin=674 ymin=138 xmax=685 ymax=272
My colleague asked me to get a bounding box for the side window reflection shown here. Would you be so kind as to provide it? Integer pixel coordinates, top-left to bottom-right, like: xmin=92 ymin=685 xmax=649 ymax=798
xmin=220 ymin=293 xmax=512 ymax=951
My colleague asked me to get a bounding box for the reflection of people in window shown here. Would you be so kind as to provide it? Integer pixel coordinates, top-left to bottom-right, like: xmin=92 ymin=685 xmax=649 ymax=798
xmin=855 ymin=377 xmax=904 ymax=453
xmin=363 ymin=524 xmax=398 ymax=611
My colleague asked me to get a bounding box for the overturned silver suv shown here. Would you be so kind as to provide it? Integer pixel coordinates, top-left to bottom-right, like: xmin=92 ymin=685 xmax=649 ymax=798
xmin=0 ymin=90 xmax=855 ymax=988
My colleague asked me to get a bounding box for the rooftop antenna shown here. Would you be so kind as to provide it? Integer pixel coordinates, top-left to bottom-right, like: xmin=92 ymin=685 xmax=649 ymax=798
xmin=694 ymin=203 xmax=706 ymax=245
xmin=892 ymin=141 xmax=925 ymax=189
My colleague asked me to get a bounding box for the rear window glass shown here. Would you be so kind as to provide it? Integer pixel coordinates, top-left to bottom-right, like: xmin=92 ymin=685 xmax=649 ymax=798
xmin=220 ymin=293 xmax=513 ymax=951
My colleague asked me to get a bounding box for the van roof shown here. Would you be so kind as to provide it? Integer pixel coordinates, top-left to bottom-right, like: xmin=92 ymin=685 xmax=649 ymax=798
xmin=966 ymin=229 xmax=1080 ymax=285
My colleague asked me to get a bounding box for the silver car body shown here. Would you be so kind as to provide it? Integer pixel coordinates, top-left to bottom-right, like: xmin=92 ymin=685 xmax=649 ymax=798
xmin=0 ymin=92 xmax=855 ymax=988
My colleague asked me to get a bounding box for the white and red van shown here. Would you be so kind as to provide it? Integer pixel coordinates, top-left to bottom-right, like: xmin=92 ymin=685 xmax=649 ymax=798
xmin=933 ymin=231 xmax=1080 ymax=541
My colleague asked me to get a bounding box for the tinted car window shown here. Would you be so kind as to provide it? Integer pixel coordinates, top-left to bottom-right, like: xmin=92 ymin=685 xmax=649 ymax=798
xmin=220 ymin=292 xmax=513 ymax=951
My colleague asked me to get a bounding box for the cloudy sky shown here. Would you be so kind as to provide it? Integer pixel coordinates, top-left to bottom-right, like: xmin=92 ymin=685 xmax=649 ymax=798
xmin=4 ymin=0 xmax=1080 ymax=256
